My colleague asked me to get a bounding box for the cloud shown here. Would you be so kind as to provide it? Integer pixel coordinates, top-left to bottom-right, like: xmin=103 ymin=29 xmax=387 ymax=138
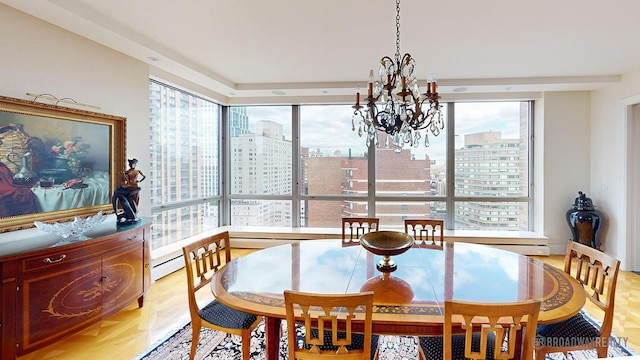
xmin=241 ymin=101 xmax=526 ymax=164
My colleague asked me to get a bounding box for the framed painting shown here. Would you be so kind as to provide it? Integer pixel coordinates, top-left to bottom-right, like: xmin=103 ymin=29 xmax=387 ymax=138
xmin=0 ymin=95 xmax=126 ymax=232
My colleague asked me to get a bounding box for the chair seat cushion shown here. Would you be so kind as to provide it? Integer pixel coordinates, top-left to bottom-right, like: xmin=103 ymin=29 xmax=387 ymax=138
xmin=297 ymin=327 xmax=380 ymax=359
xmin=420 ymin=333 xmax=497 ymax=360
xmin=199 ymin=299 xmax=258 ymax=330
xmin=536 ymin=311 xmax=600 ymax=346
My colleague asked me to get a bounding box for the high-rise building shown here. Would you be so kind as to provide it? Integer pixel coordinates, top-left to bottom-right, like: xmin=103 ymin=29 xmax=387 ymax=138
xmin=454 ymin=130 xmax=526 ymax=230
xmin=148 ymin=82 xmax=220 ymax=249
xmin=229 ymin=107 xmax=250 ymax=137
xmin=231 ymin=120 xmax=292 ymax=226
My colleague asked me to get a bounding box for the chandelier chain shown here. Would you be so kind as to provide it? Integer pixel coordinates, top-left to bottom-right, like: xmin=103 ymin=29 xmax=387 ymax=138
xmin=395 ymin=0 xmax=401 ymax=61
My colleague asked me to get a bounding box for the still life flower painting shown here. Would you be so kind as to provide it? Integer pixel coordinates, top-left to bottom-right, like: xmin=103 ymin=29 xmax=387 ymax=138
xmin=49 ymin=136 xmax=90 ymax=177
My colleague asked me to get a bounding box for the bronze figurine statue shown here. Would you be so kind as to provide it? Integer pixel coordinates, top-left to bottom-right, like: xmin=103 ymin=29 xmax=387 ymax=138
xmin=112 ymin=158 xmax=146 ymax=224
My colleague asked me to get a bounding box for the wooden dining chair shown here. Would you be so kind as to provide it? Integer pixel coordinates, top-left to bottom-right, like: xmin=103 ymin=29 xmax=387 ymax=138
xmin=419 ymin=299 xmax=541 ymax=360
xmin=342 ymin=217 xmax=379 ymax=247
xmin=284 ymin=290 xmax=379 ymax=360
xmin=404 ymin=219 xmax=444 ymax=249
xmin=182 ymin=231 xmax=262 ymax=360
xmin=534 ymin=241 xmax=620 ymax=360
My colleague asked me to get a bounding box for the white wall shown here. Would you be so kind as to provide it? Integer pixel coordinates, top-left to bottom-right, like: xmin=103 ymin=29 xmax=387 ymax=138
xmin=591 ymin=68 xmax=640 ymax=270
xmin=0 ymin=4 xmax=151 ymax=220
xmin=538 ymin=92 xmax=592 ymax=254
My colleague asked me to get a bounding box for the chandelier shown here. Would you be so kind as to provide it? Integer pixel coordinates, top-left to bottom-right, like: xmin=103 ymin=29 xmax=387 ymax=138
xmin=352 ymin=0 xmax=444 ymax=152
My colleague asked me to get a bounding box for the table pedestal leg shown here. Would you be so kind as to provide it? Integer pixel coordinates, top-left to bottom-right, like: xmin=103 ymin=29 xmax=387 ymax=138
xmin=265 ymin=316 xmax=282 ymax=360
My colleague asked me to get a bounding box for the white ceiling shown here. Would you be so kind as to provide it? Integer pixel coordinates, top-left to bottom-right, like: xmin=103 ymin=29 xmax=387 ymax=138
xmin=3 ymin=0 xmax=639 ymax=103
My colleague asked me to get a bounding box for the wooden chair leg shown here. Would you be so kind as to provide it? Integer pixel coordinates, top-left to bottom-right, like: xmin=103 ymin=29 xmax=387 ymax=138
xmin=241 ymin=330 xmax=252 ymax=360
xmin=417 ymin=343 xmax=427 ymax=360
xmin=189 ymin=325 xmax=200 ymax=360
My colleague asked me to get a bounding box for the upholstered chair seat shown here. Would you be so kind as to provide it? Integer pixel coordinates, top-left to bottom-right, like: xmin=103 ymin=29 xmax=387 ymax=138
xmin=536 ymin=311 xmax=600 ymax=346
xmin=420 ymin=333 xmax=497 ymax=360
xmin=299 ymin=327 xmax=380 ymax=359
xmin=198 ymin=300 xmax=259 ymax=331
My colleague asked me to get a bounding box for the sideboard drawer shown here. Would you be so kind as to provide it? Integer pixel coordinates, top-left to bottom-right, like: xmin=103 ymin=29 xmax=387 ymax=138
xmin=110 ymin=227 xmax=145 ymax=245
xmin=18 ymin=226 xmax=145 ymax=273
xmin=19 ymin=246 xmax=95 ymax=273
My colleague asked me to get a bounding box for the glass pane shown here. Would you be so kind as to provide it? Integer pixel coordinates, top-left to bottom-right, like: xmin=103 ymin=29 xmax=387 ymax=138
xmin=375 ymin=104 xmax=447 ymax=195
xmin=229 ymin=106 xmax=292 ymax=195
xmin=455 ymin=201 xmax=528 ymax=230
xmin=231 ymin=199 xmax=292 ymax=226
xmin=300 ymin=200 xmax=345 ymax=228
xmin=375 ymin=201 xmax=446 ymax=230
xmin=148 ymin=81 xmax=221 ymax=254
xmin=150 ymin=202 xmax=220 ymax=251
xmin=300 ymin=105 xmax=368 ymax=196
xmin=454 ymin=102 xmax=529 ymax=197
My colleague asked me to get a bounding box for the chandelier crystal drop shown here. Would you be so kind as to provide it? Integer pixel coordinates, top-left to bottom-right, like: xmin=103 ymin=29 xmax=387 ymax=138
xmin=352 ymin=0 xmax=444 ymax=152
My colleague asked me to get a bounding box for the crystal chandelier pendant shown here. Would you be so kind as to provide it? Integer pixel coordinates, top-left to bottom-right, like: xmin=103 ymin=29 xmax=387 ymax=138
xmin=351 ymin=0 xmax=443 ymax=152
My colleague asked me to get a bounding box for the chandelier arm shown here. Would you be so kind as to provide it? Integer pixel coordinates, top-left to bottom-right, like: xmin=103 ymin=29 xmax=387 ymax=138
xmin=399 ymin=53 xmax=413 ymax=73
xmin=412 ymin=117 xmax=435 ymax=131
xmin=376 ymin=108 xmax=398 ymax=134
xmin=367 ymin=103 xmax=381 ymax=127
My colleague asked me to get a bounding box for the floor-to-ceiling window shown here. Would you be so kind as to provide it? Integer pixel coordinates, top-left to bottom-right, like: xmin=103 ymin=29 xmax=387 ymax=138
xmin=148 ymin=80 xmax=221 ymax=252
xmin=299 ymin=105 xmax=369 ymax=228
xmin=149 ymin=79 xmax=532 ymax=253
xmin=295 ymin=102 xmax=531 ymax=231
xmin=453 ymin=102 xmax=530 ymax=230
xmin=228 ymin=106 xmax=293 ymax=226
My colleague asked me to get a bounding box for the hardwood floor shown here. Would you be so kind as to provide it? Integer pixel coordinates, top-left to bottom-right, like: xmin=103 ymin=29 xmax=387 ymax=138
xmin=16 ymin=250 xmax=640 ymax=360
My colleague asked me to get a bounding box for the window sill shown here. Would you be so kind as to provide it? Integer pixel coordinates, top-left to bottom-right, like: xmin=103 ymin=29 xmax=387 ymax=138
xmin=150 ymin=225 xmax=549 ymax=281
xmin=219 ymin=225 xmax=549 ymax=255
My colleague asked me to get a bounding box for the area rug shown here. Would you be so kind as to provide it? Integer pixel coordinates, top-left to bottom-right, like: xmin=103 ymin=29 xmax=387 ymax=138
xmin=135 ymin=312 xmax=636 ymax=360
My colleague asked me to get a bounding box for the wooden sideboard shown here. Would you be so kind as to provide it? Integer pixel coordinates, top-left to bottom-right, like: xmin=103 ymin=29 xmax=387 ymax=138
xmin=0 ymin=219 xmax=151 ymax=359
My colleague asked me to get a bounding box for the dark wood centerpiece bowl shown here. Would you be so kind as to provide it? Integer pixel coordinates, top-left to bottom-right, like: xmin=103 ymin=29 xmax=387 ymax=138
xmin=360 ymin=231 xmax=415 ymax=272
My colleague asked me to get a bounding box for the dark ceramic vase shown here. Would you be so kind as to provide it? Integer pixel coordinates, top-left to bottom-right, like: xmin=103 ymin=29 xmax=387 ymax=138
xmin=566 ymin=191 xmax=604 ymax=249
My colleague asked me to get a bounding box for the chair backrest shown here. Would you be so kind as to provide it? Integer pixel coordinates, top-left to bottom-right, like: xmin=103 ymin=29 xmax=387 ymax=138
xmin=284 ymin=290 xmax=374 ymax=360
xmin=182 ymin=231 xmax=231 ymax=314
xmin=342 ymin=217 xmax=379 ymax=246
xmin=563 ymin=241 xmax=620 ymax=339
xmin=444 ymin=299 xmax=541 ymax=360
xmin=404 ymin=219 xmax=444 ymax=249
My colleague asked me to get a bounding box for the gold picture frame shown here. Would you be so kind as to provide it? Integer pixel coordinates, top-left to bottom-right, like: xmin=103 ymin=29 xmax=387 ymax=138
xmin=0 ymin=95 xmax=126 ymax=232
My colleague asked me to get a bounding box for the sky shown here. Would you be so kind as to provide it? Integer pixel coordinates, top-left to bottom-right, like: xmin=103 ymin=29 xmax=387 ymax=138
xmin=245 ymin=101 xmax=525 ymax=166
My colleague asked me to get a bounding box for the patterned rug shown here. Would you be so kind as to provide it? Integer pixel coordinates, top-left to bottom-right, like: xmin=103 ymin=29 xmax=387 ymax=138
xmin=135 ymin=313 xmax=635 ymax=360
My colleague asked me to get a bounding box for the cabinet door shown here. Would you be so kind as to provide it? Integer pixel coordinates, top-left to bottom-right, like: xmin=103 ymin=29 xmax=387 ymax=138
xmin=17 ymin=256 xmax=102 ymax=354
xmin=16 ymin=242 xmax=144 ymax=355
xmin=100 ymin=242 xmax=144 ymax=317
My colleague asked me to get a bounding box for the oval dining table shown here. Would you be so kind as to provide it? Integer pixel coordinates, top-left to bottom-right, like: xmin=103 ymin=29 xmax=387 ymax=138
xmin=211 ymin=239 xmax=586 ymax=360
